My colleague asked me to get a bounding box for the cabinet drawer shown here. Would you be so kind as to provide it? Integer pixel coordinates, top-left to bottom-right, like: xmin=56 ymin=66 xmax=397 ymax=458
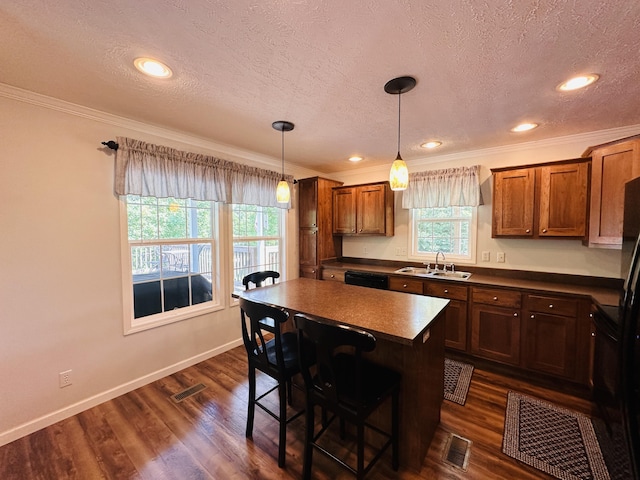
xmin=526 ymin=294 xmax=577 ymax=317
xmin=300 ymin=265 xmax=319 ymax=279
xmin=321 ymin=268 xmax=345 ymax=282
xmin=425 ymin=282 xmax=468 ymax=301
xmin=389 ymin=276 xmax=424 ymax=294
xmin=472 ymin=287 xmax=521 ymax=308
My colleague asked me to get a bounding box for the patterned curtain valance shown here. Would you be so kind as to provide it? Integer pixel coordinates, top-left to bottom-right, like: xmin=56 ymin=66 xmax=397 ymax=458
xmin=114 ymin=137 xmax=294 ymax=208
xmin=401 ymin=165 xmax=484 ymax=208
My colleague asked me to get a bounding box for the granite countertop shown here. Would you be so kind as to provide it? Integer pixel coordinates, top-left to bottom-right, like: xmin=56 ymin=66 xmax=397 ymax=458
xmin=236 ymin=277 xmax=449 ymax=345
xmin=322 ymin=260 xmax=622 ymax=309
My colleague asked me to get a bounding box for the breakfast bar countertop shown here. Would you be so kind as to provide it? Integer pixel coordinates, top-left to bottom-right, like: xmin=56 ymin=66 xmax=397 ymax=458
xmin=235 ymin=277 xmax=450 ymax=346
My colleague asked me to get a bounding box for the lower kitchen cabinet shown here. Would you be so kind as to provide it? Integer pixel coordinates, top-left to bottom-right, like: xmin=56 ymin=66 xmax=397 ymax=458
xmin=321 ymin=266 xmax=345 ymax=282
xmin=300 ymin=265 xmax=319 ymax=279
xmin=470 ymin=287 xmax=522 ymax=366
xmin=523 ymin=294 xmax=590 ymax=382
xmin=425 ymin=282 xmax=468 ymax=352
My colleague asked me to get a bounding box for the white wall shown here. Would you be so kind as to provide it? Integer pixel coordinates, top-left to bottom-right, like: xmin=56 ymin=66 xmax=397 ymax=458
xmin=332 ymin=125 xmax=640 ymax=279
xmin=0 ymin=87 xmax=318 ymax=446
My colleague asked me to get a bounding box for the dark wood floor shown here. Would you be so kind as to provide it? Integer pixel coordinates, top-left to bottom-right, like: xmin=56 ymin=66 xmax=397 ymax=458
xmin=0 ymin=345 xmax=597 ymax=479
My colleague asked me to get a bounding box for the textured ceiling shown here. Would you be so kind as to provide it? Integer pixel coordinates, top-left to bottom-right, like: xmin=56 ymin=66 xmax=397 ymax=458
xmin=1 ymin=0 xmax=640 ymax=173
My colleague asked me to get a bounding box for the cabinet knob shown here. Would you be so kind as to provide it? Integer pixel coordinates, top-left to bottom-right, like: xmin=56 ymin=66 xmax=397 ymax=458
xmin=312 ymin=269 xmax=316 ymax=273
xmin=591 ymin=332 xmax=596 ymax=337
xmin=403 ymin=284 xmax=408 ymax=288
xmin=542 ymin=229 xmax=548 ymax=233
xmin=548 ymin=304 xmax=553 ymax=308
xmin=330 ymin=274 xmax=335 ymax=278
xmin=530 ymin=314 xmax=535 ymax=319
xmin=444 ymin=289 xmax=449 ymax=294
xmin=359 ymin=229 xmax=363 ymax=232
xmin=493 ymin=296 xmax=498 ymax=301
xmin=513 ymin=313 xmax=518 ymax=317
xmin=352 ymin=229 xmax=355 ymax=232
xmin=525 ymin=229 xmax=531 ymax=233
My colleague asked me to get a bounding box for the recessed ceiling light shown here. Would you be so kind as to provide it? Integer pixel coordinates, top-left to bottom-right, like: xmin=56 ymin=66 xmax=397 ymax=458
xmin=134 ymin=57 xmax=173 ymax=78
xmin=421 ymin=141 xmax=442 ymax=149
xmin=348 ymin=156 xmax=364 ymax=162
xmin=511 ymin=123 xmax=538 ymax=132
xmin=557 ymin=74 xmax=599 ymax=91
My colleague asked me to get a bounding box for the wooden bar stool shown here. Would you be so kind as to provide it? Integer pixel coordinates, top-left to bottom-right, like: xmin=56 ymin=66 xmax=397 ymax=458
xmin=294 ymin=313 xmax=401 ymax=479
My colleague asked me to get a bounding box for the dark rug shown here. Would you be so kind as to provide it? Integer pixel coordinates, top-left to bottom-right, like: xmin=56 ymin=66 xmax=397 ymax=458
xmin=444 ymin=358 xmax=474 ymax=405
xmin=503 ymin=392 xmax=611 ymax=480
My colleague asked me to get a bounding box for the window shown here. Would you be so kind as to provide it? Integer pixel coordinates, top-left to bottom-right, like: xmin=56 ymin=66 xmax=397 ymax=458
xmin=122 ymin=195 xmax=219 ymax=333
xmin=232 ymin=204 xmax=284 ymax=294
xmin=409 ymin=206 xmax=477 ymax=263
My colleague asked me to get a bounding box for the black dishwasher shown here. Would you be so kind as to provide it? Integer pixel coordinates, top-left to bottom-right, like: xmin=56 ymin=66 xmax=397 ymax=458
xmin=344 ymin=270 xmax=389 ymax=290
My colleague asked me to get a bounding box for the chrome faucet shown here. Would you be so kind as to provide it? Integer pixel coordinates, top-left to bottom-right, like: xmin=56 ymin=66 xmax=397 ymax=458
xmin=435 ymin=251 xmax=445 ymax=271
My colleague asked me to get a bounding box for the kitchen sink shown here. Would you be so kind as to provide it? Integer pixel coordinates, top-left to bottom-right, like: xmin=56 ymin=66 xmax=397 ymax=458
xmin=394 ymin=267 xmax=472 ymax=280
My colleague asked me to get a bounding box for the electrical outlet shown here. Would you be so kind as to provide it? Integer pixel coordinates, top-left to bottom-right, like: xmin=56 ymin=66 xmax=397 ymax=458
xmin=481 ymin=251 xmax=490 ymax=262
xmin=59 ymin=370 xmax=72 ymax=388
xmin=395 ymin=247 xmax=407 ymax=256
xmin=496 ymin=252 xmax=505 ymax=263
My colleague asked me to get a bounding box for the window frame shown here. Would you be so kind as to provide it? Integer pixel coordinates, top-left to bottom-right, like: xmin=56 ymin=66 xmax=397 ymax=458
xmin=408 ymin=206 xmax=478 ymax=265
xmin=230 ymin=204 xmax=286 ymax=297
xmin=119 ymin=196 xmax=223 ymax=335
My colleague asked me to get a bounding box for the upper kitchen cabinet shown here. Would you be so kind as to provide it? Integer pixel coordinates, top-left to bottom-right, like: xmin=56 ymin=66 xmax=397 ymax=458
xmin=298 ymin=177 xmax=343 ymax=279
xmin=583 ymin=134 xmax=640 ymax=248
xmin=492 ymin=158 xmax=589 ymax=238
xmin=332 ymin=182 xmax=394 ymax=236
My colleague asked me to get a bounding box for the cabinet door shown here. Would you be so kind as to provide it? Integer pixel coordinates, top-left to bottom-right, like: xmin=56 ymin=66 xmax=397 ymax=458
xmin=299 ymin=228 xmax=317 ymax=266
xmin=588 ymin=140 xmax=640 ymax=247
xmin=444 ymin=299 xmax=468 ymax=352
xmin=300 ymin=265 xmax=319 ymax=279
xmin=492 ymin=168 xmax=535 ymax=236
xmin=471 ymin=304 xmax=521 ymax=365
xmin=333 ymin=187 xmax=356 ymax=234
xmin=538 ymin=162 xmax=588 ymax=237
xmin=298 ymin=179 xmax=318 ymax=228
xmin=523 ymin=312 xmax=577 ymax=378
xmin=357 ymin=184 xmax=387 ymax=234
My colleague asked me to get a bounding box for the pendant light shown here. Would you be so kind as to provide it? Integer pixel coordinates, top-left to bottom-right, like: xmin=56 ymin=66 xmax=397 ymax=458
xmin=272 ymin=120 xmax=294 ymax=203
xmin=384 ymin=76 xmax=416 ymax=191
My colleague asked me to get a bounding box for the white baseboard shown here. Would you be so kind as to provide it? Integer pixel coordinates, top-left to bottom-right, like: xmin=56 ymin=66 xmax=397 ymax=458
xmin=0 ymin=339 xmax=243 ymax=447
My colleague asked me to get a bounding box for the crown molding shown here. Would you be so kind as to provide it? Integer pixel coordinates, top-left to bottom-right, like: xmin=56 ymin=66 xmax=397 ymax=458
xmin=0 ymin=83 xmax=313 ymax=174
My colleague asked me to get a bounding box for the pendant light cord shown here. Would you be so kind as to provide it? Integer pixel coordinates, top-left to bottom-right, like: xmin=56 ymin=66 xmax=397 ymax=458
xmin=397 ymin=91 xmax=402 ymax=156
xmin=281 ymin=129 xmax=285 ymax=181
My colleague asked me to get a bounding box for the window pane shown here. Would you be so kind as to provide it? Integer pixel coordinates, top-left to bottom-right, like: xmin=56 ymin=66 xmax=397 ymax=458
xmin=133 ymin=281 xmax=162 ymax=318
xmin=159 ymin=203 xmax=187 ymax=239
xmin=131 ymin=245 xmax=160 ymax=274
xmin=412 ymin=206 xmax=475 ymax=260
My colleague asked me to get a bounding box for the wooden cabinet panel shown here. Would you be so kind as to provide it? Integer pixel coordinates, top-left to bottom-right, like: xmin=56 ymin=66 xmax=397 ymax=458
xmin=523 ymin=294 xmax=590 ymax=382
xmin=321 ymin=267 xmax=345 ymax=282
xmin=472 ymin=287 xmax=521 ymax=309
xmin=526 ymin=294 xmax=577 ymax=317
xmin=300 ymin=265 xmax=319 ymax=279
xmin=298 ymin=178 xmax=318 ymax=228
xmin=299 ymin=228 xmax=317 ymax=266
xmin=443 ymin=299 xmax=468 ymax=351
xmin=333 ymin=182 xmax=394 ymax=236
xmin=523 ymin=311 xmax=577 ymax=378
xmin=425 ymin=282 xmax=468 ymax=301
xmin=539 ymin=162 xmax=588 ymax=237
xmin=332 ymin=187 xmax=356 ymax=234
xmin=357 ymin=184 xmax=388 ymax=234
xmin=492 ymin=158 xmax=589 ymax=239
xmin=492 ymin=168 xmax=535 ymax=236
xmin=298 ymin=177 xmax=343 ymax=278
xmin=471 ymin=303 xmax=521 ymax=366
xmin=585 ymin=136 xmax=640 ymax=248
xmin=389 ymin=276 xmax=424 ymax=294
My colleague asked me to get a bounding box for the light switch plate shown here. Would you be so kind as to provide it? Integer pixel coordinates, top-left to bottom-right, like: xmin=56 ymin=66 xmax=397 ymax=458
xmin=481 ymin=251 xmax=490 ymax=262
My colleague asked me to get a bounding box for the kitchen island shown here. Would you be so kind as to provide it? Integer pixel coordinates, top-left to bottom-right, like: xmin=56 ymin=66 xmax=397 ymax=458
xmin=235 ymin=277 xmax=450 ymax=470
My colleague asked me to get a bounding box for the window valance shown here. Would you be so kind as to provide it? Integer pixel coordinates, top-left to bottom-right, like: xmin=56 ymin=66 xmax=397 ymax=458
xmin=114 ymin=137 xmax=294 ymax=208
xmin=401 ymin=165 xmax=483 ymax=209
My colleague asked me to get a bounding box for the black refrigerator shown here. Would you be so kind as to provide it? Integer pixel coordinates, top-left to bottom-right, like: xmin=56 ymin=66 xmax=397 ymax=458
xmin=619 ymin=176 xmax=640 ymax=479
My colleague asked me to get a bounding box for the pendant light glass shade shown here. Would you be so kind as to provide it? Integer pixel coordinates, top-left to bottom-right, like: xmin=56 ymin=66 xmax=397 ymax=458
xmin=389 ymin=154 xmax=409 ymax=191
xmin=272 ymin=120 xmax=294 ymax=204
xmin=384 ymin=76 xmax=416 ymax=192
xmin=276 ymin=179 xmax=290 ymax=203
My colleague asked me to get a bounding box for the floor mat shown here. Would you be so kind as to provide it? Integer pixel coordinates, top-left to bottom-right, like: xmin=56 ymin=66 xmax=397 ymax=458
xmin=444 ymin=358 xmax=474 ymax=405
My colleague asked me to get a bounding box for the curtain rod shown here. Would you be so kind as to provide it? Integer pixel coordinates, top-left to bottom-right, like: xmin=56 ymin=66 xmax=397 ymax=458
xmin=101 ymin=140 xmax=118 ymax=150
